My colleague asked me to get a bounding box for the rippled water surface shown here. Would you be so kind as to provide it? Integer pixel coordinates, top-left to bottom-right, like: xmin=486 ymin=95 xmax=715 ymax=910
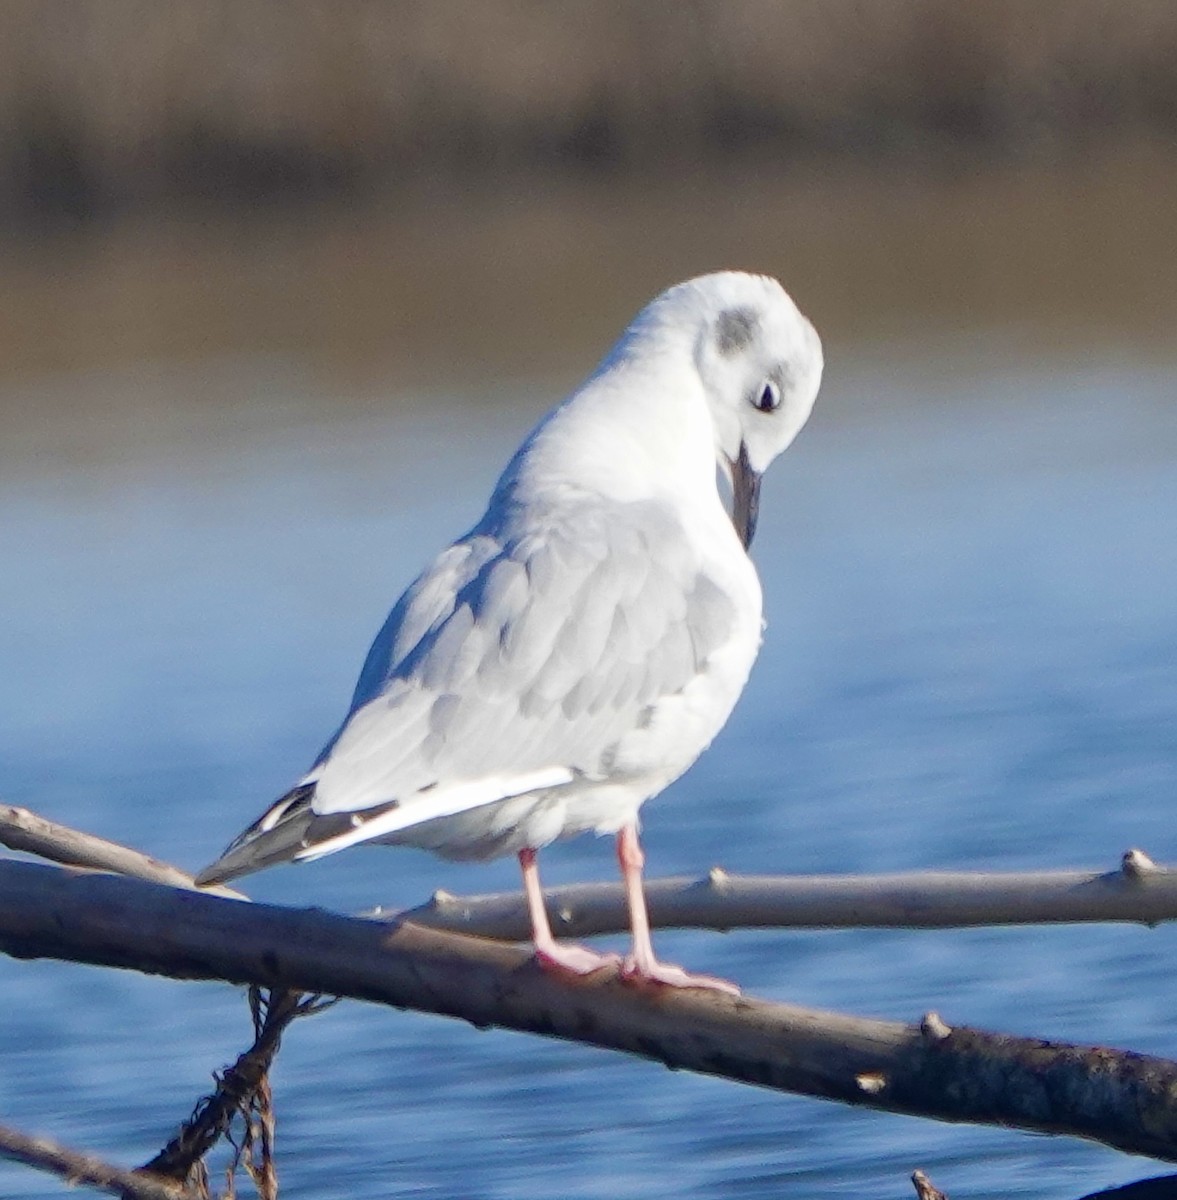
xmin=2 ymin=207 xmax=1177 ymax=1196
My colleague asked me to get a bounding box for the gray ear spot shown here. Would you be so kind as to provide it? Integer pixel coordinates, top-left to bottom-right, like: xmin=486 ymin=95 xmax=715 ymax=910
xmin=715 ymin=306 xmax=759 ymax=357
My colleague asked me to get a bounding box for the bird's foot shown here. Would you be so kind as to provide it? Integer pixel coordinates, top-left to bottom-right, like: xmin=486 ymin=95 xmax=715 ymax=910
xmin=534 ymin=942 xmax=622 ymax=977
xmin=620 ymin=955 xmax=741 ymax=995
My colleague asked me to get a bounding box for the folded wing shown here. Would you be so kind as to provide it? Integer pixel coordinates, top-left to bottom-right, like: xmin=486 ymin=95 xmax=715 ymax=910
xmin=196 ymin=496 xmax=736 ymax=885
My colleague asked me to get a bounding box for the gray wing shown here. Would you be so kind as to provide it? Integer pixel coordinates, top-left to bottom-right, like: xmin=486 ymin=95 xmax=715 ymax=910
xmin=197 ymin=497 xmax=736 ymax=884
xmin=312 ymin=497 xmax=736 ymax=808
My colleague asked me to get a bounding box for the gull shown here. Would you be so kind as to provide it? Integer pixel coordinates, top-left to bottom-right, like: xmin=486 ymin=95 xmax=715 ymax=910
xmin=196 ymin=271 xmax=823 ymax=991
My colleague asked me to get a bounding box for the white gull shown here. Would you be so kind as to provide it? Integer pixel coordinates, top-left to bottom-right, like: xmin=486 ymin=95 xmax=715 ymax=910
xmin=197 ymin=271 xmax=823 ymax=992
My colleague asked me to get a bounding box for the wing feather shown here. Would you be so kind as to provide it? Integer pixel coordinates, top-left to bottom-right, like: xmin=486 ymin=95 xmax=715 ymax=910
xmin=199 ymin=496 xmax=740 ymax=881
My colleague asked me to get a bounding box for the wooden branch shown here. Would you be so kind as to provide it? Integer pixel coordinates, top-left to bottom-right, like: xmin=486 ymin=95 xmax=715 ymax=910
xmin=391 ymin=850 xmax=1177 ymax=938
xmin=3 ymin=859 xmax=1177 ymax=1163
xmin=912 ymin=1170 xmax=950 ymax=1200
xmin=0 ymin=804 xmax=243 ymax=899
xmin=0 ymin=1120 xmax=199 ymax=1200
xmin=7 ymin=801 xmax=1173 ymax=939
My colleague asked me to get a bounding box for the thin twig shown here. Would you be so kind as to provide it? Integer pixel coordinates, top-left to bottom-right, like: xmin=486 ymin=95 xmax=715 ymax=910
xmin=389 ymin=851 xmax=1177 ymax=939
xmin=141 ymin=987 xmax=328 ymax=1186
xmin=0 ymin=804 xmax=244 ymax=899
xmin=912 ymin=1169 xmax=950 ymax=1200
xmin=243 ymin=988 xmax=281 ymax=1200
xmin=0 ymin=1121 xmax=198 ymax=1200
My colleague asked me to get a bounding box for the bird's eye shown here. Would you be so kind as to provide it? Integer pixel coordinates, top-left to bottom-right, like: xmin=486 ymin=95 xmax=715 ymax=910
xmin=753 ymin=380 xmax=781 ymax=413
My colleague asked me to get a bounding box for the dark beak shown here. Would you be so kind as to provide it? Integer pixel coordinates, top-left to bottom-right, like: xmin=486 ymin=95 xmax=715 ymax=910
xmin=730 ymin=441 xmax=762 ymax=549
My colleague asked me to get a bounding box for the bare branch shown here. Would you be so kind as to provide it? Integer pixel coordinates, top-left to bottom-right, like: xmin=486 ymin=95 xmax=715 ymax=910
xmin=391 ymin=852 xmax=1177 ymax=939
xmin=0 ymin=1121 xmax=198 ymax=1200
xmin=912 ymin=1170 xmax=950 ymax=1200
xmin=0 ymin=804 xmax=244 ymax=899
xmin=141 ymin=987 xmax=316 ymax=1186
xmin=8 ymin=802 xmax=1175 ymax=940
xmin=4 ymin=858 xmax=1177 ymax=1163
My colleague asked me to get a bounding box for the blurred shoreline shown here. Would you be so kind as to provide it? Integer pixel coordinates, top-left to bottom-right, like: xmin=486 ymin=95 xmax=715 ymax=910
xmin=0 ymin=143 xmax=1174 ymax=391
xmin=2 ymin=1 xmax=1177 ymax=223
xmin=3 ymin=4 xmax=1175 ymax=460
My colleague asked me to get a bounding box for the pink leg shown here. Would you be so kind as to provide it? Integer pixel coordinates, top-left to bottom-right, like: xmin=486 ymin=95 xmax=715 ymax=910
xmin=616 ymin=824 xmax=740 ymax=995
xmin=519 ymin=848 xmax=619 ymax=976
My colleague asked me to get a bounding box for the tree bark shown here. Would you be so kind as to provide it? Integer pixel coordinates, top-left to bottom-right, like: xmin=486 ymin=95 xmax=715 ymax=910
xmin=3 ymin=858 xmax=1177 ymax=1163
xmin=6 ymin=801 xmax=1175 ymax=939
xmin=0 ymin=804 xmax=243 ymax=898
xmin=392 ymin=850 xmax=1176 ymax=938
xmin=0 ymin=1121 xmax=199 ymax=1200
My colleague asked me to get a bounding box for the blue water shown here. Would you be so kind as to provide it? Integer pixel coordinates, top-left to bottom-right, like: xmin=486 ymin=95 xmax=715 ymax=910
xmin=2 ymin=348 xmax=1177 ymax=1198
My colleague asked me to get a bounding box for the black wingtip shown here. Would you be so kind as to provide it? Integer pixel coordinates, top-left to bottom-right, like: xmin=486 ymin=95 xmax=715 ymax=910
xmin=194 ymin=782 xmax=319 ymax=887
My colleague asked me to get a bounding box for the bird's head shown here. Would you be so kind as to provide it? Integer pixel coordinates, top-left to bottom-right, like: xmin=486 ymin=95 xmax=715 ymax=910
xmin=683 ymin=272 xmax=823 ymax=547
xmin=515 ymin=271 xmax=822 ymax=549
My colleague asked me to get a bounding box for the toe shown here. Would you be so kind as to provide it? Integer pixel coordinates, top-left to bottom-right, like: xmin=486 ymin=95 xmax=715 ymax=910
xmin=535 ymin=944 xmax=621 ymax=977
xmin=621 ymin=956 xmax=740 ymax=995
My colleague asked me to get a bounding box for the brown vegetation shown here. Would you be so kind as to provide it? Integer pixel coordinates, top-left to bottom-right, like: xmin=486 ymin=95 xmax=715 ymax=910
xmin=2 ymin=1 xmax=1176 ymax=220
